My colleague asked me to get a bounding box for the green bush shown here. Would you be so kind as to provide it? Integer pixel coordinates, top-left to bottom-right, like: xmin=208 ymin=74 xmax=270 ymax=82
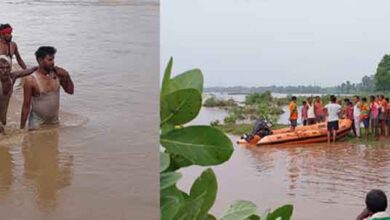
xmin=245 ymin=91 xmax=273 ymax=105
xmin=224 ymin=115 xmax=237 ymax=124
xmin=203 ymin=96 xmax=237 ymax=107
xmin=210 ymin=120 xmax=220 ymax=127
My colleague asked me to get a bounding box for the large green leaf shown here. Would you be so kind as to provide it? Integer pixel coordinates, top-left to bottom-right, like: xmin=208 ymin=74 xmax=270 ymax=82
xmin=160 ymin=88 xmax=202 ymax=126
xmin=161 ymin=123 xmax=175 ymax=135
xmin=161 ymin=126 xmax=234 ymax=166
xmin=160 ymin=172 xmax=182 ymax=190
xmin=190 ymin=168 xmax=218 ymax=218
xmin=167 ymin=154 xmax=193 ymax=171
xmin=221 ymin=201 xmax=258 ymax=220
xmin=161 ymin=185 xmax=185 ymax=220
xmin=160 ymin=152 xmax=170 ymax=173
xmin=173 ymin=196 xmax=204 ymax=220
xmin=207 ymin=214 xmax=217 ymax=220
xmin=161 ymin=195 xmax=180 ymax=220
xmin=161 ymin=57 xmax=173 ymax=96
xmin=168 ymin=69 xmax=204 ymax=94
xmin=246 ymin=215 xmax=260 ymax=220
xmin=266 ymin=205 xmax=293 ymax=220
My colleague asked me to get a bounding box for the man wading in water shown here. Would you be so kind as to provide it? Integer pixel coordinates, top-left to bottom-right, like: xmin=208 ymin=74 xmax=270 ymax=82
xmin=0 ymin=24 xmax=27 ymax=70
xmin=20 ymin=46 xmax=74 ymax=130
xmin=0 ymin=55 xmax=37 ymax=133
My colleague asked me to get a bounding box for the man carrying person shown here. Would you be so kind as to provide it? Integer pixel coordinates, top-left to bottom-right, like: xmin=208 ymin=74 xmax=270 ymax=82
xmin=0 ymin=55 xmax=37 ymax=133
xmin=20 ymin=46 xmax=74 ymax=130
xmin=325 ymin=95 xmax=341 ymax=144
xmin=0 ymin=24 xmax=27 ymax=70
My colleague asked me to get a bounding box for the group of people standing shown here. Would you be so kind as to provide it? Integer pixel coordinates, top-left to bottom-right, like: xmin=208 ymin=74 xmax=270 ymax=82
xmin=349 ymin=95 xmax=390 ymax=141
xmin=0 ymin=23 xmax=74 ymax=133
xmin=288 ymin=94 xmax=390 ymax=143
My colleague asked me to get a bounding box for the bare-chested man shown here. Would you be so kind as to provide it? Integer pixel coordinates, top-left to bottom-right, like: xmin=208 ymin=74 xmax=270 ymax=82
xmin=20 ymin=46 xmax=74 ymax=130
xmin=0 ymin=55 xmax=37 ymax=133
xmin=0 ymin=24 xmax=27 ymax=70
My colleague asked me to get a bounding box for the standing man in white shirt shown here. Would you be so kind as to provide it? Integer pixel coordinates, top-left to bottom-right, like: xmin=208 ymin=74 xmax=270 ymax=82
xmin=307 ymin=97 xmax=316 ymax=125
xmin=353 ymin=96 xmax=361 ymax=138
xmin=325 ymin=95 xmax=342 ymax=144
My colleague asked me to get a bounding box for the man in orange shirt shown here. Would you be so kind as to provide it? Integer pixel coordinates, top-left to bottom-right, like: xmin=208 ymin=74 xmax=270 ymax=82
xmin=360 ymin=97 xmax=370 ymax=141
xmin=289 ymin=96 xmax=298 ymax=131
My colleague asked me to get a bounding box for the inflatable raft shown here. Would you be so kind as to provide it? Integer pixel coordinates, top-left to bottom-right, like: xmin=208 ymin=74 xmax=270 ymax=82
xmin=237 ymin=119 xmax=353 ymax=146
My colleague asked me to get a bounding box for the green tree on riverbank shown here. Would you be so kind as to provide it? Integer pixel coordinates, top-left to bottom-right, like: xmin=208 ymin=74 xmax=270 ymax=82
xmin=375 ymin=54 xmax=390 ymax=91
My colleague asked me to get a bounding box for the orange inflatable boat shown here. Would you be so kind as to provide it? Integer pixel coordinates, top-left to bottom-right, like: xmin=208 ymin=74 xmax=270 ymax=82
xmin=237 ymin=119 xmax=353 ymax=146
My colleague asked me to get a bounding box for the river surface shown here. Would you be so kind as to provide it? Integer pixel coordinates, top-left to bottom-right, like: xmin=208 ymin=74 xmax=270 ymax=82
xmin=0 ymin=1 xmax=159 ymax=219
xmin=179 ymin=94 xmax=390 ymax=220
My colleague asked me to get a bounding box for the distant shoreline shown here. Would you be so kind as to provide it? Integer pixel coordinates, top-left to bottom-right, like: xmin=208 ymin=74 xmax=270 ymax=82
xmin=204 ymin=86 xmax=368 ymax=96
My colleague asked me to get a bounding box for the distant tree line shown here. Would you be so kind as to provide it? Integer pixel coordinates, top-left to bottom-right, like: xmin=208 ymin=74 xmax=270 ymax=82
xmin=205 ymin=53 xmax=390 ymax=94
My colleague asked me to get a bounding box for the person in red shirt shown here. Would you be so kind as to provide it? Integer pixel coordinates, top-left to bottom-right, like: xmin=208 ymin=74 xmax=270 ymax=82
xmin=301 ymin=100 xmax=308 ymax=126
xmin=370 ymin=96 xmax=380 ymax=140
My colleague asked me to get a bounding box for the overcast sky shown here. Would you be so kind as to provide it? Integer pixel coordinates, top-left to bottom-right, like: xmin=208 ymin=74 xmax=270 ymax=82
xmin=161 ymin=0 xmax=390 ymax=87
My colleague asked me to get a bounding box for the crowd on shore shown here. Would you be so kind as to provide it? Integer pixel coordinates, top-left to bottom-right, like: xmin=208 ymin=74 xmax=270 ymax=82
xmin=288 ymin=95 xmax=390 ymax=142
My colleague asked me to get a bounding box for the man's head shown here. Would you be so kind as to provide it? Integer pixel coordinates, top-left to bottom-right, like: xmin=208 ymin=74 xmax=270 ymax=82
xmin=354 ymin=95 xmax=360 ymax=103
xmin=362 ymin=97 xmax=367 ymax=103
xmin=344 ymin=98 xmax=350 ymax=104
xmin=315 ymin=96 xmax=321 ymax=102
xmin=330 ymin=95 xmax=336 ymax=103
xmin=307 ymin=97 xmax=312 ymax=103
xmin=386 ymin=98 xmax=389 ymax=103
xmin=0 ymin=24 xmax=13 ymax=42
xmin=302 ymin=101 xmax=307 ymax=105
xmin=35 ymin=46 xmax=57 ymax=72
xmin=366 ymin=189 xmax=388 ymax=214
xmin=370 ymin=95 xmax=376 ymax=102
xmin=291 ymin=96 xmax=297 ymax=102
xmin=0 ymin=55 xmax=11 ymax=79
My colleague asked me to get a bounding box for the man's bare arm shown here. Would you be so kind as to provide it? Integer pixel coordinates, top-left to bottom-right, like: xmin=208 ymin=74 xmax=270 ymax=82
xmin=11 ymin=66 xmax=38 ymax=80
xmin=14 ymin=43 xmax=27 ymax=70
xmin=55 ymin=66 xmax=74 ymax=94
xmin=20 ymin=78 xmax=32 ymax=129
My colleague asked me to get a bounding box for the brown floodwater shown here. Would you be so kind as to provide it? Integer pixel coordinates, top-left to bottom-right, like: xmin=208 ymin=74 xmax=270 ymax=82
xmin=0 ymin=0 xmax=159 ymax=219
xmin=179 ymin=105 xmax=390 ymax=220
